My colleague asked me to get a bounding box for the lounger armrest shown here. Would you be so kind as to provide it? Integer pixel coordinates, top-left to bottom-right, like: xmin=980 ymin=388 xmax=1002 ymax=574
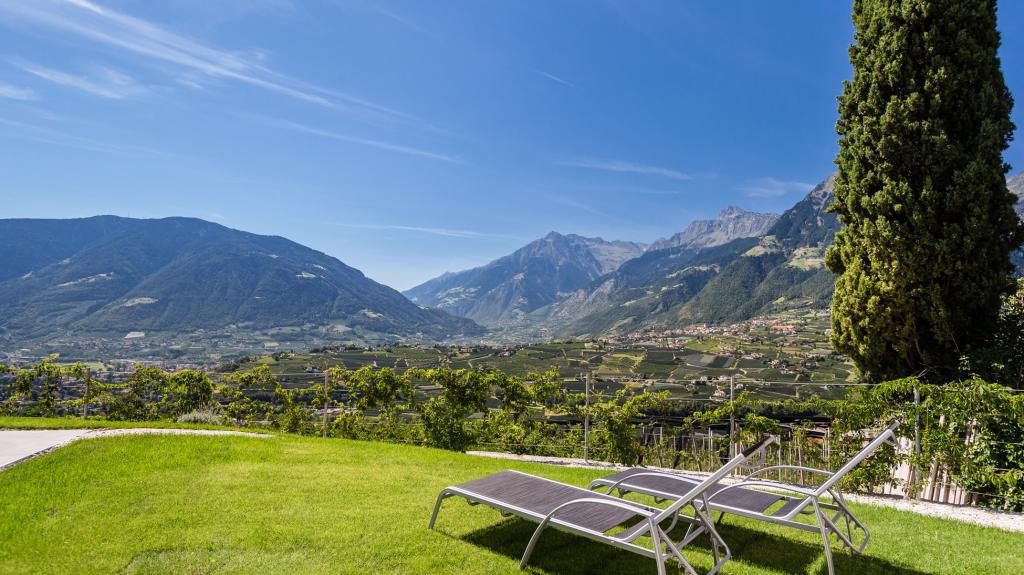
xmin=600 ymin=471 xmax=702 ymax=496
xmin=544 ymin=497 xmax=655 ymax=526
xmin=743 ymin=465 xmax=835 ymax=482
xmin=710 ymin=479 xmax=818 ymax=500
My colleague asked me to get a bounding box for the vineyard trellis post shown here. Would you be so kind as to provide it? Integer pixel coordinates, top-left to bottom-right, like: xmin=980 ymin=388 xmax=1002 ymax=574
xmin=911 ymin=384 xmax=921 ymax=499
xmin=322 ymin=370 xmax=329 ymax=438
xmin=728 ymin=375 xmax=735 ymax=461
xmin=583 ymin=371 xmax=591 ymax=463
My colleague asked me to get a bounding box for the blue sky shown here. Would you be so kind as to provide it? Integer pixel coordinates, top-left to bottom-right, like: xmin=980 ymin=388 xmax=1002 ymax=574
xmin=2 ymin=1 xmax=1023 ymax=290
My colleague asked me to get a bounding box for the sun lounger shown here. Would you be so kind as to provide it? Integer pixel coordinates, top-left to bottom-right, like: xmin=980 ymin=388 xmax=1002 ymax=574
xmin=589 ymin=421 xmax=899 ymax=575
xmin=429 ymin=437 xmax=776 ymax=575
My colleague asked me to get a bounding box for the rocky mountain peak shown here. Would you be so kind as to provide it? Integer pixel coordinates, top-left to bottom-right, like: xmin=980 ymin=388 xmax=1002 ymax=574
xmin=647 ymin=206 xmax=779 ymax=253
xmin=719 ymin=205 xmax=748 ymax=218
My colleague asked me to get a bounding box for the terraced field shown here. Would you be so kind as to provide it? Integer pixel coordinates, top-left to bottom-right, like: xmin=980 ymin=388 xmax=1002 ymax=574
xmin=225 ymin=311 xmax=856 ymax=403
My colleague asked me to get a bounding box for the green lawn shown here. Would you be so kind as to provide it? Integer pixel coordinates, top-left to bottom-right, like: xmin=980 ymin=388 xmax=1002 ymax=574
xmin=0 ymin=433 xmax=1020 ymax=574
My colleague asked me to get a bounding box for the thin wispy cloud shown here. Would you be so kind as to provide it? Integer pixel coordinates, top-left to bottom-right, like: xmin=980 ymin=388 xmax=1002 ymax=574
xmin=12 ymin=60 xmax=148 ymax=99
xmin=738 ymin=177 xmax=815 ymax=198
xmin=0 ymin=0 xmax=401 ymax=118
xmin=0 ymin=80 xmax=35 ymax=100
xmin=334 ymin=223 xmax=515 ymax=240
xmin=535 ymin=70 xmax=575 ymax=87
xmin=252 ymin=115 xmax=464 ymax=164
xmin=617 ymin=187 xmax=682 ymax=196
xmin=0 ymin=116 xmax=170 ymax=156
xmin=558 ymin=157 xmax=692 ymax=181
xmin=550 ymin=196 xmax=613 ymax=219
xmin=371 ymin=6 xmax=437 ymax=39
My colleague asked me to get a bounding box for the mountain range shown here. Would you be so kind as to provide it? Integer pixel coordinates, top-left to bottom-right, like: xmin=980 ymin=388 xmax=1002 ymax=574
xmin=404 ymin=208 xmax=777 ymax=327
xmin=2 ymin=173 xmax=1021 ymax=357
xmin=412 ymin=172 xmax=1023 ymax=338
xmin=403 ymin=233 xmax=645 ymax=324
xmin=0 ymin=216 xmax=481 ymax=351
xmin=536 ymin=176 xmax=839 ymax=337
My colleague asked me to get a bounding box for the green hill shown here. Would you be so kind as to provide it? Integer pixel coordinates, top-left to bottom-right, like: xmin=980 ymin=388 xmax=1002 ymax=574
xmin=0 ymin=217 xmax=482 ymax=351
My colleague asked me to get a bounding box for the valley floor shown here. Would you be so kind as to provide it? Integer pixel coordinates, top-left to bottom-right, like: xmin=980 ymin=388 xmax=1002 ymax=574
xmin=0 ymin=432 xmax=1021 ymax=574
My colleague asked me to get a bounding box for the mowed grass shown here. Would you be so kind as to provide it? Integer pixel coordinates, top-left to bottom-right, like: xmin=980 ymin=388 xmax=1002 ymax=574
xmin=0 ymin=434 xmax=1021 ymax=575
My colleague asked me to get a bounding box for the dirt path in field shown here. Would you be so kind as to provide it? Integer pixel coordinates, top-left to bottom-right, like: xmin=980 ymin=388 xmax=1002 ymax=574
xmin=0 ymin=428 xmax=271 ymax=471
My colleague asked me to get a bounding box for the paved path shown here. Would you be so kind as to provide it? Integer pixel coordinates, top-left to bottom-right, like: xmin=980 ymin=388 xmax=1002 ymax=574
xmin=0 ymin=429 xmax=92 ymax=470
xmin=0 ymin=428 xmax=270 ymax=472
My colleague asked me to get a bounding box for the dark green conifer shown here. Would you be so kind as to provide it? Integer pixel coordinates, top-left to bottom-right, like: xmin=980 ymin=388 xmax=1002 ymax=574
xmin=826 ymin=0 xmax=1023 ymax=381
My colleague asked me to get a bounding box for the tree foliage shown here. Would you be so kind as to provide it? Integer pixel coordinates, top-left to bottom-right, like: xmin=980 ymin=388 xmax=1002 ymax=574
xmin=968 ymin=279 xmax=1024 ymax=388
xmin=830 ymin=377 xmax=1024 ymax=509
xmin=410 ymin=368 xmax=491 ymax=451
xmin=826 ymin=0 xmax=1023 ymax=381
xmin=167 ymin=369 xmax=213 ymax=416
xmin=109 ymin=365 xmax=168 ymax=420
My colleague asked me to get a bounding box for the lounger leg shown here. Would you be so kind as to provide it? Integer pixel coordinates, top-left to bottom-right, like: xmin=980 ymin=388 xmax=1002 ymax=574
xmin=660 ymin=527 xmax=698 ymax=575
xmin=699 ymin=508 xmax=730 ymax=570
xmin=520 ymin=516 xmax=552 ymax=569
xmin=648 ymin=518 xmax=668 ymax=575
xmin=812 ymin=501 xmax=835 ymax=575
xmin=833 ymin=490 xmax=870 ymax=554
xmin=429 ymin=490 xmax=452 ymax=529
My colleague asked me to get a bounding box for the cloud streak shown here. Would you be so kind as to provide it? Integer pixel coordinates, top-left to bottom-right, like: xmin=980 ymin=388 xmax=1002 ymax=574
xmin=371 ymin=6 xmax=438 ymax=39
xmin=252 ymin=116 xmax=464 ymax=164
xmin=0 ymin=80 xmax=35 ymax=100
xmin=738 ymin=177 xmax=815 ymax=198
xmin=0 ymin=116 xmax=171 ymax=156
xmin=557 ymin=157 xmax=691 ymax=180
xmin=535 ymin=70 xmax=574 ymax=87
xmin=12 ymin=60 xmax=148 ymax=99
xmin=550 ymin=196 xmax=613 ymax=219
xmin=333 ymin=223 xmax=515 ymax=240
xmin=0 ymin=0 xmax=402 ymax=118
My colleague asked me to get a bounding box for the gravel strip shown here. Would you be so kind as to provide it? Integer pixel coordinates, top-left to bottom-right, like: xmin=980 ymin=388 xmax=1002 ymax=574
xmin=84 ymin=428 xmax=272 ymax=439
xmin=466 ymin=450 xmax=1024 ymax=533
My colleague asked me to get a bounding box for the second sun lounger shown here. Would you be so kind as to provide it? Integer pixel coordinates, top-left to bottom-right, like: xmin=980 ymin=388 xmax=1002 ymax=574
xmin=429 ymin=437 xmax=776 ymax=575
xmin=589 ymin=421 xmax=899 ymax=575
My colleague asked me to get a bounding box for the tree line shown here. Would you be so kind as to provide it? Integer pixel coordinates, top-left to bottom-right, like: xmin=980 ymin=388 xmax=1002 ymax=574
xmin=2 ymin=356 xmax=1021 ymax=510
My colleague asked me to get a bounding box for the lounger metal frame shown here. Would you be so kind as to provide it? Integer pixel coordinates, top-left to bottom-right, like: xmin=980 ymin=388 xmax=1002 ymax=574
xmin=429 ymin=437 xmax=777 ymax=575
xmin=590 ymin=421 xmax=900 ymax=575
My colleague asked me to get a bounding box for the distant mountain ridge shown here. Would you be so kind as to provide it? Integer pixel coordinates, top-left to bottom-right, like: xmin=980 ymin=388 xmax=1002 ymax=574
xmin=0 ymin=217 xmax=481 ymax=348
xmin=536 ymin=176 xmax=838 ymax=337
xmin=670 ymin=175 xmax=840 ymax=325
xmin=403 ymin=232 xmax=645 ymax=325
xmin=646 ymin=206 xmax=779 ymax=252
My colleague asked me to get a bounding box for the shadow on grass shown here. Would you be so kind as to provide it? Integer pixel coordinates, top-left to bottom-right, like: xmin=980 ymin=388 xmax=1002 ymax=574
xmin=453 ymin=517 xmax=937 ymax=575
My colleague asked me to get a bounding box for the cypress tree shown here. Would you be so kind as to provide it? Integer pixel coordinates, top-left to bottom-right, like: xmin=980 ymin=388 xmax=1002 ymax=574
xmin=826 ymin=0 xmax=1023 ymax=382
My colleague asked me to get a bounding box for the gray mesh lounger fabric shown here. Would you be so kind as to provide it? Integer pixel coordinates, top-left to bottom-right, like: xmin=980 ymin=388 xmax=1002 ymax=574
xmin=597 ymin=468 xmax=786 ymax=514
xmin=452 ymin=470 xmax=642 ymax=533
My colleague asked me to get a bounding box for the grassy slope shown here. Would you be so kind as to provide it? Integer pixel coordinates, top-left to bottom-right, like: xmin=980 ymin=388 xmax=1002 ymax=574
xmin=0 ymin=434 xmax=1020 ymax=575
